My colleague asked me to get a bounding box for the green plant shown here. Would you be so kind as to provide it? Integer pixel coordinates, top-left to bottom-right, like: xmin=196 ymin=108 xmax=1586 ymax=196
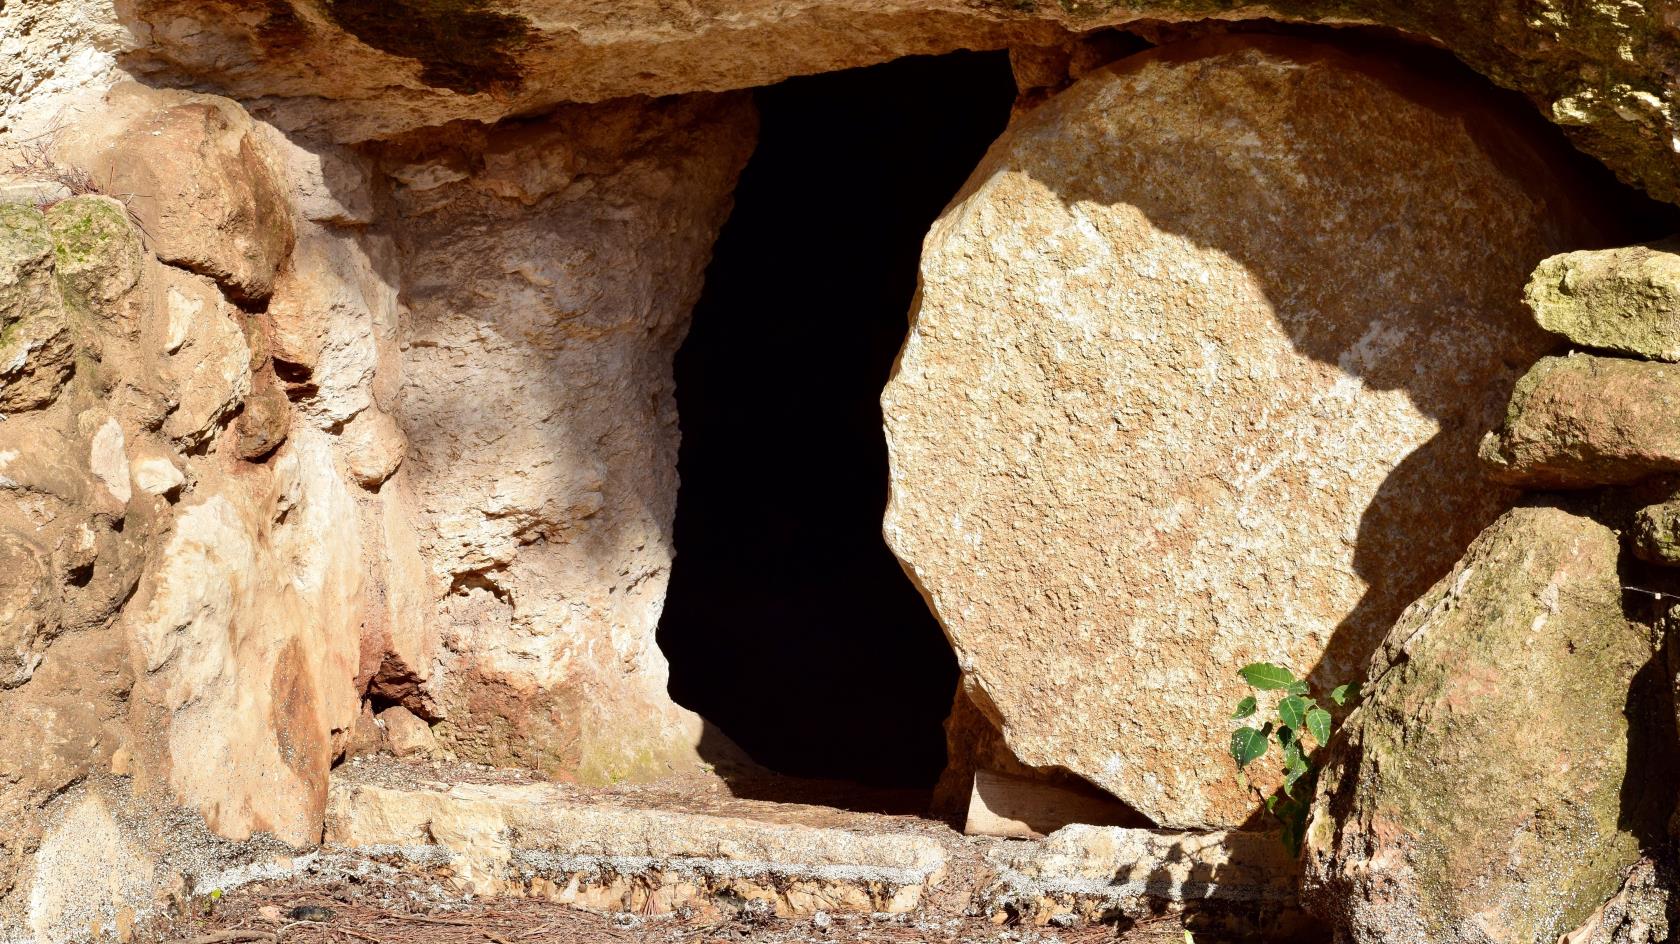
xmin=1228 ymin=662 xmax=1358 ymax=856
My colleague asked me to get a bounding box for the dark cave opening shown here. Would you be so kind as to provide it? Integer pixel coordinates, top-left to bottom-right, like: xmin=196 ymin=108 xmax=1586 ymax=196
xmin=657 ymin=51 xmax=1019 ymax=790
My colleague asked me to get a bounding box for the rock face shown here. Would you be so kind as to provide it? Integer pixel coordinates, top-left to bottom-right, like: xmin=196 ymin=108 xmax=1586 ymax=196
xmin=883 ymin=36 xmax=1606 ymax=828
xmin=1480 ymin=354 xmax=1680 ymax=488
xmin=376 ymin=95 xmax=756 ymax=782
xmin=1527 ymin=240 xmax=1680 ymax=361
xmin=108 ymin=0 xmax=1680 ymax=206
xmin=1302 ymin=505 xmax=1668 ymax=944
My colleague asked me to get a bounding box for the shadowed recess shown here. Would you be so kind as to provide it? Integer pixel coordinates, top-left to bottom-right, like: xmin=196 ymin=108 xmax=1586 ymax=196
xmin=659 ymin=51 xmax=1018 ymax=789
xmin=322 ymin=0 xmax=531 ymax=94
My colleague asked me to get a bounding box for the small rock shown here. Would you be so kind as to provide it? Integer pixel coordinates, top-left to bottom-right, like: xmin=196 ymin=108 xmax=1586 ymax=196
xmin=340 ymin=408 xmax=405 ymax=489
xmin=0 ymin=181 xmax=72 ymax=207
xmin=131 ymin=454 xmax=185 ymax=499
xmin=1527 ymin=238 xmax=1680 ymax=361
xmin=45 ymin=196 xmax=145 ymax=311
xmin=376 ymin=705 xmax=438 ymax=759
xmin=1633 ymin=497 xmax=1680 ymax=565
xmin=87 ymin=416 xmax=131 ymax=507
xmin=1480 ymin=353 xmax=1680 ymax=487
xmin=236 ymin=380 xmax=291 ymax=461
xmin=286 ymin=906 xmax=335 ymax=923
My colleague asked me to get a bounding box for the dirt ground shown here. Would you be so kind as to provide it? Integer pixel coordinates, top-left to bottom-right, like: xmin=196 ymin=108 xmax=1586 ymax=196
xmin=139 ymin=881 xmax=1189 ymax=944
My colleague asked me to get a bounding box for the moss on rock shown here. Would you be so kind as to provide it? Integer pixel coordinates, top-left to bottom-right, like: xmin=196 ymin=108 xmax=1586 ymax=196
xmin=0 ymin=204 xmax=74 ymax=413
xmin=45 ymin=196 xmax=145 ymax=310
xmin=1303 ymin=505 xmax=1668 ymax=944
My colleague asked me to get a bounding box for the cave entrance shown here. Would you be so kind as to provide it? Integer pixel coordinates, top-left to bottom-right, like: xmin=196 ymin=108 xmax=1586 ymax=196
xmin=657 ymin=51 xmax=1018 ymax=794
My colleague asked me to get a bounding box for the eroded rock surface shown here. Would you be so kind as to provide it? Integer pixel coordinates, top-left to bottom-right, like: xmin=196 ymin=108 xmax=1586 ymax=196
xmin=107 ymin=0 xmax=1680 ymax=206
xmin=1480 ymin=353 xmax=1680 ymax=487
xmin=378 ymin=95 xmax=757 ymax=782
xmin=1528 ymin=240 xmax=1680 ymax=361
xmin=1302 ymin=505 xmax=1669 ymax=944
xmin=884 ymin=36 xmax=1608 ymax=828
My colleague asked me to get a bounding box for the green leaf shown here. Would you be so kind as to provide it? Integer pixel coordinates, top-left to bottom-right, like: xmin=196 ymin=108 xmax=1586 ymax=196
xmin=1277 ymin=695 xmax=1308 ymax=730
xmin=1238 ymin=663 xmax=1296 ymax=691
xmin=1230 ymin=724 xmax=1270 ymax=768
xmin=1306 ymin=706 xmax=1333 ymax=746
xmin=1282 ymin=739 xmax=1309 ymax=797
xmin=1231 ymin=695 xmax=1257 ymax=719
xmin=1331 ymin=682 xmax=1359 ymax=706
xmin=1287 ymin=679 xmax=1310 ymax=695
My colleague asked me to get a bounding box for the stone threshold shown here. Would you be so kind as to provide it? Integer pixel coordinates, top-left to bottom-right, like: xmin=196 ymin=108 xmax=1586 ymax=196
xmin=318 ymin=761 xmax=1306 ymax=931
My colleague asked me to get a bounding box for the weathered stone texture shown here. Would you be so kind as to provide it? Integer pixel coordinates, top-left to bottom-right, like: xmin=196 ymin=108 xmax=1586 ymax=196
xmin=1480 ymin=353 xmax=1680 ymax=488
xmin=1302 ymin=505 xmax=1668 ymax=944
xmin=378 ymin=94 xmax=757 ymax=782
xmin=1528 ymin=240 xmax=1680 ymax=361
xmin=883 ymin=36 xmax=1605 ymax=828
xmin=111 ymin=0 xmax=1680 ymax=206
xmin=60 ymin=83 xmax=295 ymax=302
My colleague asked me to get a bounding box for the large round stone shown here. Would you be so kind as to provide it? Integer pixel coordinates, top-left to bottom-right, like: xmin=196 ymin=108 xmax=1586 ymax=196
xmin=882 ymin=35 xmax=1611 ymax=827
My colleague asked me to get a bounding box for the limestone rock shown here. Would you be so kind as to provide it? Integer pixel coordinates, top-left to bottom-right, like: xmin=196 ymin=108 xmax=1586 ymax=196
xmin=387 ymin=94 xmax=756 ymax=781
xmin=982 ymin=825 xmax=1299 ymax=928
xmin=236 ymin=378 xmax=291 ymax=461
xmin=123 ymin=429 xmax=364 ymax=845
xmin=0 ymin=204 xmax=72 ymax=413
xmin=883 ymin=36 xmax=1602 ymax=828
xmin=1302 ymin=505 xmax=1668 ymax=944
xmin=160 ymin=269 xmax=252 ymax=449
xmin=325 ymin=777 xmax=947 ymax=913
xmin=43 ymin=196 xmax=145 ymax=314
xmin=376 ymin=705 xmax=437 ymax=759
xmin=1527 ymin=240 xmax=1680 ymax=362
xmin=340 ymin=408 xmax=405 ymax=489
xmin=114 ymin=0 xmax=1680 ymax=205
xmin=1633 ymin=493 xmax=1680 ymax=566
xmin=64 ymin=83 xmax=294 ymax=302
xmin=0 ymin=518 xmax=56 ymax=688
xmin=1480 ymin=354 xmax=1680 ymax=488
xmin=130 ymin=452 xmax=185 ymax=499
xmin=265 ymin=225 xmax=385 ymax=427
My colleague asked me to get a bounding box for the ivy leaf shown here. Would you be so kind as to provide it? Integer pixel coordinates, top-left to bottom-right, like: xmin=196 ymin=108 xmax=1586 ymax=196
xmin=1238 ymin=663 xmax=1296 ymax=691
xmin=1231 ymin=695 xmax=1257 ymax=719
xmin=1230 ymin=724 xmax=1270 ymax=768
xmin=1306 ymin=706 xmax=1334 ymax=746
xmin=1277 ymin=695 xmax=1308 ymax=731
xmin=1331 ymin=682 xmax=1360 ymax=706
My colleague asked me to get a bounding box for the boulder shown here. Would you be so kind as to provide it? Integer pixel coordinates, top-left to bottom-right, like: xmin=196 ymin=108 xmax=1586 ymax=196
xmin=0 ymin=204 xmax=72 ymax=413
xmin=64 ymin=83 xmax=294 ymax=302
xmin=882 ymin=36 xmax=1604 ymax=828
xmin=1527 ymin=239 xmax=1680 ymax=362
xmin=1480 ymin=354 xmax=1680 ymax=488
xmin=376 ymin=704 xmax=437 ymax=759
xmin=1302 ymin=505 xmax=1669 ymax=944
xmin=43 ymin=196 xmax=145 ymax=315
